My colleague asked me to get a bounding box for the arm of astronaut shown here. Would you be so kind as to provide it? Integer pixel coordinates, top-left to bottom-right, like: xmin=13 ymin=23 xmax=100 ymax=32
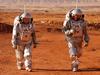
xmin=31 ymin=24 xmax=37 ymax=48
xmin=83 ymin=22 xmax=89 ymax=47
xmin=62 ymin=20 xmax=74 ymax=36
xmin=32 ymin=31 xmax=37 ymax=44
xmin=11 ymin=24 xmax=19 ymax=49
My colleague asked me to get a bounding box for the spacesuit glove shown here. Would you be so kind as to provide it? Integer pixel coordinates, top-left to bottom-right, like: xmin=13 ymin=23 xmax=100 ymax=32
xmin=83 ymin=42 xmax=88 ymax=47
xmin=65 ymin=29 xmax=74 ymax=36
xmin=70 ymin=29 xmax=74 ymax=34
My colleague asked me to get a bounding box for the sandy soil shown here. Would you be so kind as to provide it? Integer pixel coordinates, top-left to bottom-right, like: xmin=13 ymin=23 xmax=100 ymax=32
xmin=0 ymin=12 xmax=100 ymax=75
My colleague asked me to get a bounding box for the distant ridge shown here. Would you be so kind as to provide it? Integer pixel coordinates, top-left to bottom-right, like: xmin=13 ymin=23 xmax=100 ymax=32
xmin=0 ymin=0 xmax=100 ymax=12
xmin=0 ymin=0 xmax=100 ymax=3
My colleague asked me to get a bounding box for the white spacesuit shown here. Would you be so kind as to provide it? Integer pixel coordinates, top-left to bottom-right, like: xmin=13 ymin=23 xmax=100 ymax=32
xmin=11 ymin=12 xmax=37 ymax=72
xmin=63 ymin=8 xmax=89 ymax=72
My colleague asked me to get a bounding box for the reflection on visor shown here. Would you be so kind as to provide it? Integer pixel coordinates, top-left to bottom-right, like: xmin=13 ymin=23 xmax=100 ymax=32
xmin=73 ymin=14 xmax=81 ymax=18
xmin=22 ymin=18 xmax=30 ymax=24
xmin=72 ymin=14 xmax=81 ymax=21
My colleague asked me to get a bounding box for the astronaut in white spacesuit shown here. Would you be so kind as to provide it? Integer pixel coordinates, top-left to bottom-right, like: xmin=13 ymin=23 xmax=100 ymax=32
xmin=63 ymin=8 xmax=89 ymax=72
xmin=11 ymin=12 xmax=37 ymax=72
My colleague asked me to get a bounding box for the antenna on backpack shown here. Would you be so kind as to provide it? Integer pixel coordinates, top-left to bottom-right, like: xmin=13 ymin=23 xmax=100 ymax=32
xmin=23 ymin=0 xmax=27 ymax=13
xmin=75 ymin=0 xmax=78 ymax=9
xmin=24 ymin=4 xmax=26 ymax=13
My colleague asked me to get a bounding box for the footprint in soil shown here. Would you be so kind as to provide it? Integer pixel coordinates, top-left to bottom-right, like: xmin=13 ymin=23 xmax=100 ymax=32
xmin=86 ymin=47 xmax=97 ymax=52
xmin=0 ymin=58 xmax=11 ymax=65
xmin=91 ymin=48 xmax=96 ymax=51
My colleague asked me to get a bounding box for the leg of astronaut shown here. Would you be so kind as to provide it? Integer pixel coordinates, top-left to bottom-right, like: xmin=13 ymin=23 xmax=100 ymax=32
xmin=77 ymin=43 xmax=82 ymax=58
xmin=71 ymin=43 xmax=82 ymax=72
xmin=15 ymin=46 xmax=24 ymax=70
xmin=68 ymin=41 xmax=80 ymax=72
xmin=69 ymin=48 xmax=80 ymax=72
xmin=71 ymin=48 xmax=82 ymax=72
xmin=24 ymin=43 xmax=32 ymax=72
xmin=77 ymin=47 xmax=82 ymax=58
